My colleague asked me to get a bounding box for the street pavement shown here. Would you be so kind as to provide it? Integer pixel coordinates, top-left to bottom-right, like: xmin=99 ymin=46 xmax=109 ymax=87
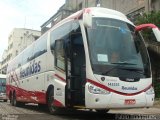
xmin=0 ymin=101 xmax=42 ymax=114
xmin=110 ymin=107 xmax=160 ymax=114
xmin=0 ymin=101 xmax=160 ymax=120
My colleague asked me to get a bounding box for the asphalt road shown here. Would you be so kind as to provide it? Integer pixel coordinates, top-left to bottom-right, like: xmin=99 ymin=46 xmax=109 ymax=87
xmin=0 ymin=101 xmax=160 ymax=120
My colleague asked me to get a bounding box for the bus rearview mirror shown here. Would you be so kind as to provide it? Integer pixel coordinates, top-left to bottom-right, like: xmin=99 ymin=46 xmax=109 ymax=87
xmin=83 ymin=12 xmax=92 ymax=27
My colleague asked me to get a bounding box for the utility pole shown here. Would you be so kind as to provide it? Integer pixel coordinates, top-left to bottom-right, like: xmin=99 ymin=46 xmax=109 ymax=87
xmin=146 ymin=0 xmax=151 ymax=12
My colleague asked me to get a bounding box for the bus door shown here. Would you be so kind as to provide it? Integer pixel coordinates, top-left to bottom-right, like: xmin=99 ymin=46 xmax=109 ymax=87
xmin=66 ymin=32 xmax=86 ymax=106
xmin=54 ymin=23 xmax=86 ymax=107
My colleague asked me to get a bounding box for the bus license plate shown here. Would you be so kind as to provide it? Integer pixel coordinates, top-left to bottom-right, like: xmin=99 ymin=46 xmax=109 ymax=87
xmin=125 ymin=99 xmax=136 ymax=105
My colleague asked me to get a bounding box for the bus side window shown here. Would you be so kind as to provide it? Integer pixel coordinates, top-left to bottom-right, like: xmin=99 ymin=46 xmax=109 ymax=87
xmin=33 ymin=34 xmax=47 ymax=58
xmin=54 ymin=39 xmax=65 ymax=71
xmin=17 ymin=53 xmax=23 ymax=68
xmin=50 ymin=21 xmax=71 ymax=51
xmin=22 ymin=44 xmax=34 ymax=65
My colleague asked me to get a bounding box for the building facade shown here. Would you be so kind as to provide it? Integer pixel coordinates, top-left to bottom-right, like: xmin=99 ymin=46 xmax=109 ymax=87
xmin=0 ymin=28 xmax=41 ymax=74
xmin=0 ymin=62 xmax=2 ymax=74
xmin=41 ymin=0 xmax=160 ymax=33
xmin=41 ymin=5 xmax=74 ymax=34
xmin=1 ymin=50 xmax=8 ymax=74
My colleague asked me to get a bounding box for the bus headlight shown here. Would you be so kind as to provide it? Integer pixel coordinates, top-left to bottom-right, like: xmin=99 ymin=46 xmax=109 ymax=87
xmin=146 ymin=86 xmax=154 ymax=95
xmin=88 ymin=83 xmax=110 ymax=94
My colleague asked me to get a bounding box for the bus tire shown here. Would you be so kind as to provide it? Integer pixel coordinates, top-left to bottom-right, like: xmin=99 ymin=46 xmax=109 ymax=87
xmin=11 ymin=92 xmax=17 ymax=106
xmin=48 ymin=88 xmax=57 ymax=114
xmin=9 ymin=92 xmax=12 ymax=104
xmin=11 ymin=92 xmax=24 ymax=107
xmin=95 ymin=109 xmax=109 ymax=114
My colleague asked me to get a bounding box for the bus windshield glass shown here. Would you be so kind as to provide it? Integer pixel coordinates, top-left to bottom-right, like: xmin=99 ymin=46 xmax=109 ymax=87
xmin=86 ymin=18 xmax=150 ymax=78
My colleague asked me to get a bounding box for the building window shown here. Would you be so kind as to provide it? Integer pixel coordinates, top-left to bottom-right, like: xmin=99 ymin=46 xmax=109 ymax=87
xmin=79 ymin=3 xmax=82 ymax=10
xmin=127 ymin=7 xmax=145 ymax=23
xmin=16 ymin=50 xmax=18 ymax=56
xmin=10 ymin=43 xmax=13 ymax=49
xmin=34 ymin=36 xmax=39 ymax=41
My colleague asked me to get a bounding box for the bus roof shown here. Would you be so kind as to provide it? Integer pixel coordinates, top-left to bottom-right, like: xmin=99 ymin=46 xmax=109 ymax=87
xmin=52 ymin=7 xmax=133 ymax=30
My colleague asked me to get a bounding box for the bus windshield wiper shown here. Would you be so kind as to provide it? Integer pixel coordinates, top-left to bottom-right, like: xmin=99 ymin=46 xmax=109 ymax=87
xmin=102 ymin=66 xmax=119 ymax=75
xmin=111 ymin=61 xmax=137 ymax=65
xmin=102 ymin=63 xmax=144 ymax=75
xmin=111 ymin=62 xmax=145 ymax=74
xmin=102 ymin=62 xmax=136 ymax=75
xmin=120 ymin=67 xmax=145 ymax=75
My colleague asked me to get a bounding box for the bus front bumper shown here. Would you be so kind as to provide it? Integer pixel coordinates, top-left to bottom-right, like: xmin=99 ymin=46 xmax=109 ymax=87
xmin=85 ymin=91 xmax=154 ymax=109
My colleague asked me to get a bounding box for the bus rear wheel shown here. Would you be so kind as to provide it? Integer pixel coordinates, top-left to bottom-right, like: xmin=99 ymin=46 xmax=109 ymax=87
xmin=11 ymin=92 xmax=17 ymax=106
xmin=12 ymin=92 xmax=24 ymax=107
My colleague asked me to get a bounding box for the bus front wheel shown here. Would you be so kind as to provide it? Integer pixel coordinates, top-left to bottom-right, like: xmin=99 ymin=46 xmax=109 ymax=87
xmin=48 ymin=88 xmax=57 ymax=114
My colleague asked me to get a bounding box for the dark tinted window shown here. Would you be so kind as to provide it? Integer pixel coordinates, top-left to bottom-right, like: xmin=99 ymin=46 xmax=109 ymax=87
xmin=50 ymin=21 xmax=72 ymax=50
xmin=33 ymin=34 xmax=47 ymax=58
xmin=22 ymin=44 xmax=34 ymax=64
xmin=86 ymin=18 xmax=150 ymax=78
xmin=55 ymin=40 xmax=65 ymax=70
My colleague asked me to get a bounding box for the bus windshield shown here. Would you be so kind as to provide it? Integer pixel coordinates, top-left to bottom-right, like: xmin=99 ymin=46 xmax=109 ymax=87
xmin=86 ymin=18 xmax=151 ymax=78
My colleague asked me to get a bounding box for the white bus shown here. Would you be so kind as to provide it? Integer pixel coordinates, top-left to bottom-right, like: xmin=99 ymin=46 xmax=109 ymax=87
xmin=0 ymin=74 xmax=7 ymax=102
xmin=6 ymin=7 xmax=154 ymax=114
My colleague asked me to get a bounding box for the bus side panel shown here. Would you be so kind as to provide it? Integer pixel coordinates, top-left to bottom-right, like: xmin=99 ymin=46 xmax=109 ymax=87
xmin=26 ymin=54 xmax=46 ymax=103
xmin=54 ymin=73 xmax=66 ymax=107
xmin=45 ymin=47 xmax=66 ymax=107
xmin=13 ymin=53 xmax=47 ymax=104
